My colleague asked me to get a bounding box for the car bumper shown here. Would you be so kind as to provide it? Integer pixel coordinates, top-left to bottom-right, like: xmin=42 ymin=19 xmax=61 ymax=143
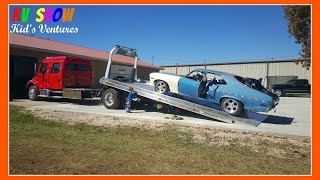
xmin=266 ymin=99 xmax=279 ymax=111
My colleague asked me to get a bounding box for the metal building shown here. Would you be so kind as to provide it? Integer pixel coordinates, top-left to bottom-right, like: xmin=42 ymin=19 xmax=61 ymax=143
xmin=9 ymin=33 xmax=161 ymax=98
xmin=160 ymin=60 xmax=311 ymax=89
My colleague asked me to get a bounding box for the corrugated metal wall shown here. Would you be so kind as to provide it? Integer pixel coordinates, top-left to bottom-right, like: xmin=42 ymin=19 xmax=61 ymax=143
xmin=160 ymin=61 xmax=311 ymax=87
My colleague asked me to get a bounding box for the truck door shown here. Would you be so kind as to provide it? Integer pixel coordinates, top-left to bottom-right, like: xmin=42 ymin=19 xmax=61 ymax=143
xmin=284 ymin=80 xmax=305 ymax=93
xmin=64 ymin=63 xmax=76 ymax=88
xmin=290 ymin=80 xmax=309 ymax=93
xmin=37 ymin=62 xmax=49 ymax=89
xmin=75 ymin=63 xmax=92 ymax=88
xmin=47 ymin=62 xmax=63 ymax=90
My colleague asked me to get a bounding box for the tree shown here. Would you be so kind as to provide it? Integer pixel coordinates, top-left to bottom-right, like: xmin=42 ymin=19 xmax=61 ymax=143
xmin=283 ymin=5 xmax=311 ymax=70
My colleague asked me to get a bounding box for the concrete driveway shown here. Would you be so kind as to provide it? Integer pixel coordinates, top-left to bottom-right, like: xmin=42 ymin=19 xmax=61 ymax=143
xmin=9 ymin=96 xmax=311 ymax=137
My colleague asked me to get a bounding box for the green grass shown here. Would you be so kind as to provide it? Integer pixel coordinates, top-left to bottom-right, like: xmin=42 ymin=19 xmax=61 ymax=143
xmin=9 ymin=105 xmax=311 ymax=175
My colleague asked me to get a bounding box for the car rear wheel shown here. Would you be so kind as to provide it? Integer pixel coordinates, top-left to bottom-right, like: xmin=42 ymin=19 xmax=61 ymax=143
xmin=155 ymin=80 xmax=169 ymax=94
xmin=28 ymin=86 xmax=38 ymax=101
xmin=274 ymin=89 xmax=283 ymax=97
xmin=221 ymin=98 xmax=243 ymax=116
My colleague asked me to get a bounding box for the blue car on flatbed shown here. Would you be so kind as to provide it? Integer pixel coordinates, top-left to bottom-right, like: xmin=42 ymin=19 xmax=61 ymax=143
xmin=150 ymin=69 xmax=279 ymax=116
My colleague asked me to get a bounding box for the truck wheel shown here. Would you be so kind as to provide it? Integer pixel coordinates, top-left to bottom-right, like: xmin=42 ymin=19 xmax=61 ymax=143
xmin=28 ymin=86 xmax=38 ymax=101
xmin=274 ymin=89 xmax=283 ymax=97
xmin=220 ymin=98 xmax=243 ymax=116
xmin=101 ymin=88 xmax=120 ymax=109
xmin=155 ymin=80 xmax=169 ymax=94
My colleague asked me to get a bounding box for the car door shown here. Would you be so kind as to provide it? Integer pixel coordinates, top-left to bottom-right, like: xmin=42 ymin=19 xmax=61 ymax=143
xmin=204 ymin=72 xmax=220 ymax=102
xmin=178 ymin=71 xmax=201 ymax=98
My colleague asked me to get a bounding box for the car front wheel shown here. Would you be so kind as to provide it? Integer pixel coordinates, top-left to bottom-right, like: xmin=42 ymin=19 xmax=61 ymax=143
xmin=221 ymin=98 xmax=243 ymax=116
xmin=155 ymin=80 xmax=169 ymax=94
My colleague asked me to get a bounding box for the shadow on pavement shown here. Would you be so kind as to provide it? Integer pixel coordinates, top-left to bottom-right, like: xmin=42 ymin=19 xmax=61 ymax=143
xmin=12 ymin=97 xmax=102 ymax=106
xmin=48 ymin=98 xmax=102 ymax=106
xmin=263 ymin=115 xmax=294 ymax=124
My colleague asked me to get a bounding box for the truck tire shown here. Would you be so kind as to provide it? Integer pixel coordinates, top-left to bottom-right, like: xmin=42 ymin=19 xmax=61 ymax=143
xmin=28 ymin=86 xmax=38 ymax=101
xmin=101 ymin=88 xmax=120 ymax=109
xmin=220 ymin=98 xmax=243 ymax=116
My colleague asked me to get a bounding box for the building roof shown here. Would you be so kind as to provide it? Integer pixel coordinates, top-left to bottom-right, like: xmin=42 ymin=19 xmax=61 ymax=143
xmin=9 ymin=33 xmax=161 ymax=70
xmin=161 ymin=59 xmax=299 ymax=67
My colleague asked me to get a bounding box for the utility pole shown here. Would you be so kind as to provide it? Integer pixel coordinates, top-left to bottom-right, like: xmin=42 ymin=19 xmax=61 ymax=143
xmin=152 ymin=56 xmax=154 ymax=65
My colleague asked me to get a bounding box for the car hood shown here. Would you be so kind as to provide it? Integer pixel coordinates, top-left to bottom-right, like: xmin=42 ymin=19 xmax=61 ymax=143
xmin=151 ymin=72 xmax=184 ymax=77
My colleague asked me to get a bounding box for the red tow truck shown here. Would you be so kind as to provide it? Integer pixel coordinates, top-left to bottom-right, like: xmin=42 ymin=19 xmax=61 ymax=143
xmin=27 ymin=56 xmax=101 ymax=100
xmin=26 ymin=45 xmax=279 ymax=126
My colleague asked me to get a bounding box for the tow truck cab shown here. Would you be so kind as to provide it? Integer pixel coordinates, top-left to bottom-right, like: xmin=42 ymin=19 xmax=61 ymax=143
xmin=27 ymin=56 xmax=95 ymax=100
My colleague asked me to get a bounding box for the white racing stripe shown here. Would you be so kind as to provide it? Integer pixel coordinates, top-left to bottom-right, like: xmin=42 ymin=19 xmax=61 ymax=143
xmin=150 ymin=73 xmax=182 ymax=94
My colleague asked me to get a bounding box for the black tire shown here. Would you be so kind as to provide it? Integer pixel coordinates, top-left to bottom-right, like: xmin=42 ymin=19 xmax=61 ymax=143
xmin=155 ymin=80 xmax=169 ymax=94
xmin=28 ymin=86 xmax=38 ymax=101
xmin=274 ymin=89 xmax=283 ymax=97
xmin=101 ymin=88 xmax=120 ymax=109
xmin=220 ymin=98 xmax=244 ymax=116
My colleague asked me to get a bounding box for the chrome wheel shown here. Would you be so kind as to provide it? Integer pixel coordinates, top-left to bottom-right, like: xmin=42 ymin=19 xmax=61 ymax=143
xmin=155 ymin=81 xmax=168 ymax=94
xmin=274 ymin=89 xmax=282 ymax=97
xmin=28 ymin=86 xmax=38 ymax=101
xmin=221 ymin=98 xmax=243 ymax=116
xmin=101 ymin=88 xmax=120 ymax=109
xmin=104 ymin=92 xmax=115 ymax=106
xmin=29 ymin=88 xmax=36 ymax=99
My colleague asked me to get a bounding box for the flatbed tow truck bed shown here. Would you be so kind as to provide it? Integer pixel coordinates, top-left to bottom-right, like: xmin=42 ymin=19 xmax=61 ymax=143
xmin=100 ymin=77 xmax=270 ymax=126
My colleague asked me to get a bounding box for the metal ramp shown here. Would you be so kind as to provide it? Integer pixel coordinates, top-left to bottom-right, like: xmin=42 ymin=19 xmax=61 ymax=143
xmin=99 ymin=77 xmax=268 ymax=126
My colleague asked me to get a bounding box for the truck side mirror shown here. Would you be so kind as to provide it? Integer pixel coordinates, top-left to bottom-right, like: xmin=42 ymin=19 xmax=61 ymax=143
xmin=34 ymin=62 xmax=37 ymax=75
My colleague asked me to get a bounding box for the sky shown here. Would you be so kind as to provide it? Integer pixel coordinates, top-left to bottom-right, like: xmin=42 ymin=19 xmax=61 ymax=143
xmin=9 ymin=5 xmax=302 ymax=66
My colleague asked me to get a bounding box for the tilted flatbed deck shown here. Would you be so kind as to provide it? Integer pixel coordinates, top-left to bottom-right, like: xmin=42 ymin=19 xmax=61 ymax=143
xmin=99 ymin=77 xmax=269 ymax=126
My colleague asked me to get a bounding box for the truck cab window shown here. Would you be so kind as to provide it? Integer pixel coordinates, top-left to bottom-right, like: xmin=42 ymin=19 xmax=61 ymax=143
xmin=51 ymin=63 xmax=61 ymax=74
xmin=296 ymin=80 xmax=307 ymax=85
xmin=286 ymin=80 xmax=296 ymax=85
xmin=78 ymin=64 xmax=90 ymax=71
xmin=67 ymin=64 xmax=75 ymax=71
xmin=40 ymin=63 xmax=48 ymax=73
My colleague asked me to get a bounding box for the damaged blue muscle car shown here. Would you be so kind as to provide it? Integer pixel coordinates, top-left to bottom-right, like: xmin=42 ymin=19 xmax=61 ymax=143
xmin=150 ymin=69 xmax=279 ymax=116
